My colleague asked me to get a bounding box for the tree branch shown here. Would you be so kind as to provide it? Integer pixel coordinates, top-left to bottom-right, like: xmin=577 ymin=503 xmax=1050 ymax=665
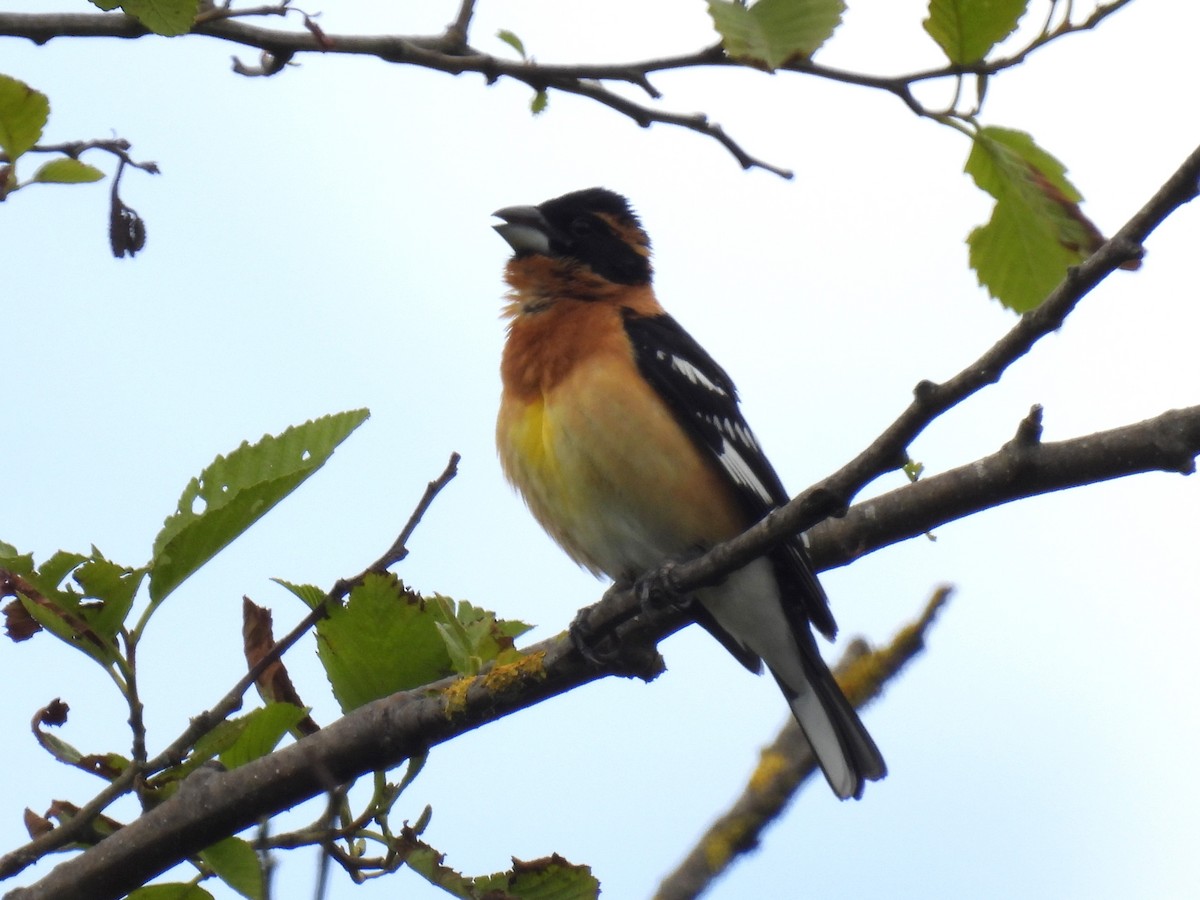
xmin=655 ymin=588 xmax=953 ymax=900
xmin=812 ymin=405 xmax=1199 ymax=570
xmin=0 ymin=4 xmax=1136 ymax=177
xmin=6 ymin=401 xmax=1198 ymax=900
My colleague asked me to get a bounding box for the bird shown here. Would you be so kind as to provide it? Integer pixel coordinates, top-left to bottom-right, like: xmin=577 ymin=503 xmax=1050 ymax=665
xmin=492 ymin=187 xmax=886 ymax=799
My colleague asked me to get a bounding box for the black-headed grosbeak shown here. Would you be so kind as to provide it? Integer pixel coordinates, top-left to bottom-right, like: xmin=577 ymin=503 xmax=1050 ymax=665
xmin=493 ymin=188 xmax=886 ymax=799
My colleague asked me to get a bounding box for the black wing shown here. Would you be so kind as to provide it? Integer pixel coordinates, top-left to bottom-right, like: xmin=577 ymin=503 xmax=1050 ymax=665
xmin=621 ymin=309 xmax=837 ymax=640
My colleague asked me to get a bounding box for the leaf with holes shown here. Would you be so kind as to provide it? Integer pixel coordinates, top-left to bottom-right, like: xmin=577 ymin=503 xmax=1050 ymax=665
xmin=149 ymin=409 xmax=369 ymax=603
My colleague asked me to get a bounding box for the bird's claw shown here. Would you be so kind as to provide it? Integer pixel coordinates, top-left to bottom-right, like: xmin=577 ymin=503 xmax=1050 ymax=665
xmin=568 ymin=583 xmax=628 ymax=665
xmin=635 ymin=561 xmax=689 ymax=614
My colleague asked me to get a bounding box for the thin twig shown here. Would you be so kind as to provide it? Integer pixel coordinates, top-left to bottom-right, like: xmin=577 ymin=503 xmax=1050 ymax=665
xmin=2 ymin=139 xmax=159 ymax=175
xmin=363 ymin=452 xmax=461 ymax=575
xmin=444 ymin=0 xmax=475 ymax=49
xmin=0 ymin=1 xmax=1132 ymax=177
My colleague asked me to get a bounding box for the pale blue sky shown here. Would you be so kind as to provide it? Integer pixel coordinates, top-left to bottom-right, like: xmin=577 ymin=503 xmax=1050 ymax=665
xmin=3 ymin=2 xmax=1198 ymax=898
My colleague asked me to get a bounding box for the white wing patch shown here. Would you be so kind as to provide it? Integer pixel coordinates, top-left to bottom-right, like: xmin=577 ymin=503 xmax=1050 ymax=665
xmin=715 ymin=436 xmax=774 ymax=506
xmin=704 ymin=413 xmax=760 ymax=454
xmin=663 ymin=351 xmax=730 ymax=398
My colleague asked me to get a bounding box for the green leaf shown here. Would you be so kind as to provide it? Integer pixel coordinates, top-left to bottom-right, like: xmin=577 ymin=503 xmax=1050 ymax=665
xmin=474 ymin=855 xmax=601 ymax=900
xmin=0 ymin=75 xmax=49 ymax=160
xmin=200 ymin=836 xmax=264 ymax=900
xmin=316 ymin=574 xmax=454 ymax=712
xmin=496 ymin=29 xmax=527 ymax=59
xmin=429 ymin=596 xmax=532 ymax=676
xmin=126 ymin=883 xmax=215 ymax=900
xmin=31 ymin=158 xmax=105 ymax=184
xmin=967 ymin=197 xmax=1077 ymax=312
xmin=12 ymin=550 xmax=123 ymax=666
xmin=92 ymin=0 xmax=200 ymax=36
xmin=219 ymin=702 xmax=307 ymax=769
xmin=272 ymin=578 xmax=327 ymax=611
xmin=530 ymin=90 xmax=549 ymax=116
xmin=187 ymin=718 xmax=247 ymax=768
xmin=707 ymin=0 xmax=845 ymax=70
xmin=924 ymin=0 xmax=1029 ymax=64
xmin=33 ymin=550 xmax=88 ymax=595
xmin=969 ymin=126 xmax=1080 ymax=201
xmin=149 ymin=409 xmax=369 ymax=603
xmin=965 ymin=126 xmax=1100 ymax=312
xmin=409 ymin=849 xmax=600 ymax=900
xmin=73 ymin=550 xmax=145 ymax=640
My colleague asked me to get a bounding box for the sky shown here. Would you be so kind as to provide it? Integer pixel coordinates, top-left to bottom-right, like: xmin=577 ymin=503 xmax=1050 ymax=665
xmin=3 ymin=1 xmax=1199 ymax=898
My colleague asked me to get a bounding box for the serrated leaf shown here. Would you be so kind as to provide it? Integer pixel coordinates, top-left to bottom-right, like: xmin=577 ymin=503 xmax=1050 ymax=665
xmin=31 ymin=158 xmax=105 ymax=184
xmin=149 ymin=409 xmax=369 ymax=603
xmin=530 ymin=90 xmax=549 ymax=116
xmin=497 ymin=29 xmax=527 ymax=59
xmin=0 ymin=75 xmax=49 ymax=160
xmin=95 ymin=0 xmax=200 ymax=36
xmin=965 ymin=126 xmax=1106 ymax=312
xmin=968 ymin=198 xmax=1077 ymax=312
xmin=15 ymin=552 xmax=119 ymax=666
xmin=272 ymin=578 xmax=327 ymax=610
xmin=36 ymin=550 xmax=88 ymax=596
xmin=475 ymin=855 xmax=600 ymax=900
xmin=316 ymin=574 xmax=454 ymax=712
xmin=708 ymin=0 xmax=845 ymax=70
xmin=968 ymin=126 xmax=1079 ymax=201
xmin=200 ymin=836 xmax=264 ymax=900
xmin=73 ymin=551 xmax=145 ymax=640
xmin=219 ymin=702 xmax=307 ymax=769
xmin=126 ymin=884 xmax=215 ymax=900
xmin=924 ymin=0 xmax=1029 ymax=64
xmin=429 ymin=596 xmax=531 ymax=676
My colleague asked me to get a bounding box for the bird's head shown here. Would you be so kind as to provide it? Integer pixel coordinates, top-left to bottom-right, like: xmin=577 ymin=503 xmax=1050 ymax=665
xmin=493 ymin=188 xmax=653 ymax=286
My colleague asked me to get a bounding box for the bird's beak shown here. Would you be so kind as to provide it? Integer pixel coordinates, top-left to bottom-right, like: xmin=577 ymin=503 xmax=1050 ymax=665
xmin=493 ymin=205 xmax=556 ymax=255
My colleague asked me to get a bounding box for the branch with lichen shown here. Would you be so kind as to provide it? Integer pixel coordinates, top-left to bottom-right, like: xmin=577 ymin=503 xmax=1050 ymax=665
xmin=655 ymin=588 xmax=951 ymax=900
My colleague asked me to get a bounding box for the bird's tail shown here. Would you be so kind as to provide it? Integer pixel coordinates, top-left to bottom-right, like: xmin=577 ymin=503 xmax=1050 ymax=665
xmin=696 ymin=560 xmax=885 ymax=799
xmin=769 ymin=639 xmax=886 ymax=800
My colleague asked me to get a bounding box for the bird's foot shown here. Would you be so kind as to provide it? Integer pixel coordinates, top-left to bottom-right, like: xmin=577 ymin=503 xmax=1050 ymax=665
xmin=568 ymin=580 xmax=631 ymax=665
xmin=635 ymin=560 xmax=691 ymax=615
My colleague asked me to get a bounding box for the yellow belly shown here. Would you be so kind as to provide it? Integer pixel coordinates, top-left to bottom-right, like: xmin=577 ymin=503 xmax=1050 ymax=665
xmin=497 ymin=356 xmax=744 ymax=580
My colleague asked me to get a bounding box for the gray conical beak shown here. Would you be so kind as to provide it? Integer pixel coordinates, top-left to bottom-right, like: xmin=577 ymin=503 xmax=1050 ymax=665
xmin=493 ymin=205 xmax=554 ymax=255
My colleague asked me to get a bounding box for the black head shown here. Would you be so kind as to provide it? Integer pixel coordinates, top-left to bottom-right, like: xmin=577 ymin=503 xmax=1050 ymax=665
xmin=493 ymin=188 xmax=652 ymax=285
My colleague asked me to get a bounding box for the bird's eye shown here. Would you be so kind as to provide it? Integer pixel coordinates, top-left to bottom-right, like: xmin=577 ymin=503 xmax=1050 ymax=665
xmin=569 ymin=217 xmax=594 ymax=237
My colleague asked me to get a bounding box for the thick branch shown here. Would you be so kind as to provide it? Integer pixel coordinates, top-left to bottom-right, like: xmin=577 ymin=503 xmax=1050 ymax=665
xmin=812 ymin=405 xmax=1200 ymax=569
